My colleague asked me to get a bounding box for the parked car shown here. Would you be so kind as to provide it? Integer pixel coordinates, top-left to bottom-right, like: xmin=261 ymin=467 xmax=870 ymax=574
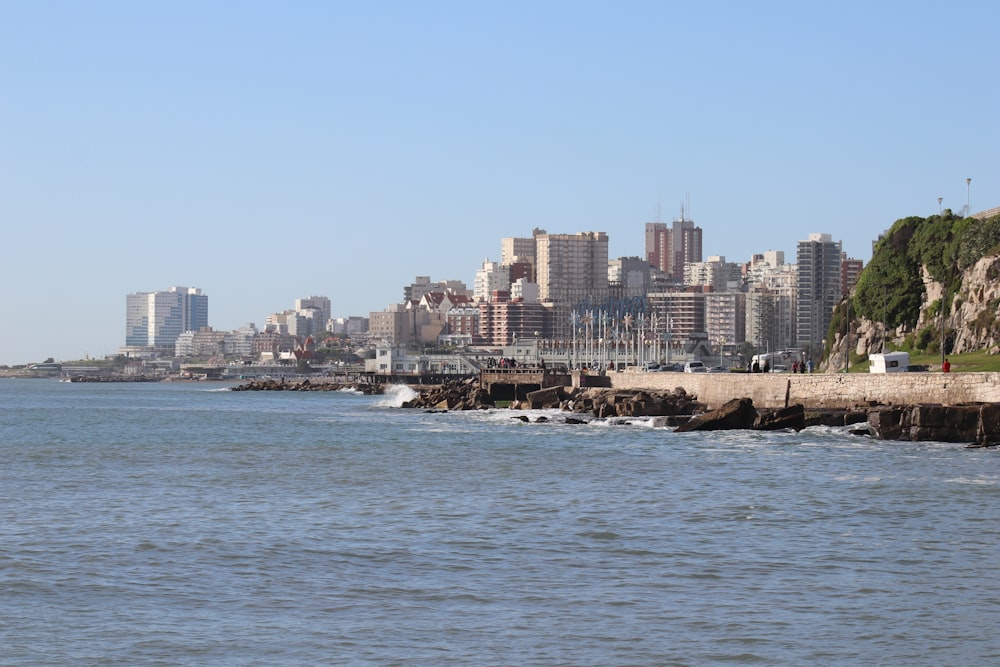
xmin=683 ymin=361 xmax=708 ymax=373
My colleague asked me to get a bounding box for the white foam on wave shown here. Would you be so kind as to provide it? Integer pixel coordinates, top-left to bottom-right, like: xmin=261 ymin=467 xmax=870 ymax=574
xmin=376 ymin=384 xmax=419 ymax=407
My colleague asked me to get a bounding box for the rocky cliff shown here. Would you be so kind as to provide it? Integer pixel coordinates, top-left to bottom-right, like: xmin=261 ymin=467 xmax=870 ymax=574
xmin=827 ymin=251 xmax=1000 ymax=369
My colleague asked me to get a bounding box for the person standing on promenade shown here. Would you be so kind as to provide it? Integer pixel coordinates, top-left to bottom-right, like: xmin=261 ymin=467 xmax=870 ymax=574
xmin=943 ymin=358 xmax=951 ymax=373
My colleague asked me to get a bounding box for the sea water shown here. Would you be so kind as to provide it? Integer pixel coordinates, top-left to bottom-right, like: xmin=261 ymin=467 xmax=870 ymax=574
xmin=1 ymin=379 xmax=999 ymax=666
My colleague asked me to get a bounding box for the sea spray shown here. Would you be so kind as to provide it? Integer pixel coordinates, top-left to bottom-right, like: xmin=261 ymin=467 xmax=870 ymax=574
xmin=377 ymin=384 xmax=419 ymax=407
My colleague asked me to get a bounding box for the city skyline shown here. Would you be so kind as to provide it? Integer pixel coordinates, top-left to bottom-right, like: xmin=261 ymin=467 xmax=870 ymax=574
xmin=2 ymin=2 xmax=998 ymax=364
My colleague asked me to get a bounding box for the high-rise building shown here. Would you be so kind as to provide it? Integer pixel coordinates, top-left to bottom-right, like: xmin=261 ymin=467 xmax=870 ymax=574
xmin=705 ymin=292 xmax=746 ymax=349
xmin=671 ymin=211 xmax=703 ymax=282
xmin=796 ymin=233 xmax=843 ymax=355
xmin=841 ymin=254 xmax=864 ymax=296
xmin=608 ymin=256 xmax=651 ymax=299
xmin=295 ymin=296 xmax=332 ymax=336
xmin=535 ymin=231 xmax=609 ymax=303
xmin=500 ymin=228 xmax=544 ymax=282
xmin=745 ymin=256 xmax=797 ymax=353
xmin=473 ymin=259 xmax=510 ymax=302
xmin=647 ymin=290 xmax=707 ymax=353
xmin=684 ymin=255 xmax=742 ymax=292
xmin=124 ymin=286 xmax=208 ymax=355
xmin=644 ymin=222 xmax=671 ymax=273
xmin=500 ymin=229 xmax=543 ymax=266
xmin=535 ymin=231 xmax=609 ymax=340
xmin=477 ymin=291 xmax=546 ymax=346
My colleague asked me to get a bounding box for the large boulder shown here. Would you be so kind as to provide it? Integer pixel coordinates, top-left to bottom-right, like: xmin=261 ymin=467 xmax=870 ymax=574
xmin=674 ymin=398 xmax=758 ymax=432
xmin=526 ymin=386 xmax=567 ymax=409
xmin=754 ymin=404 xmax=805 ymax=431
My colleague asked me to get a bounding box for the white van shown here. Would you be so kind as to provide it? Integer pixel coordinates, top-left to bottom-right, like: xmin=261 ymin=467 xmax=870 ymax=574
xmin=869 ymin=351 xmax=910 ymax=373
xmin=684 ymin=360 xmax=707 ymax=373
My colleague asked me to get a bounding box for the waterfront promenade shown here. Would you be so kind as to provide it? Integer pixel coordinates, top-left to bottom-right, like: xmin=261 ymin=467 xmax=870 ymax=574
xmin=606 ymin=370 xmax=1000 ymax=410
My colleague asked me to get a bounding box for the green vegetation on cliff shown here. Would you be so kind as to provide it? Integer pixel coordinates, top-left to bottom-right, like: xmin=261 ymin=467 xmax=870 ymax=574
xmin=852 ymin=210 xmax=1000 ymax=332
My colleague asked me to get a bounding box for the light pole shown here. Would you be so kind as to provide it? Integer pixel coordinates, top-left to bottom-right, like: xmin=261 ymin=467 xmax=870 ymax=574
xmin=938 ymin=196 xmax=943 ymax=214
xmin=966 ymin=177 xmax=972 ymax=215
xmin=844 ymin=295 xmax=850 ymax=373
xmin=940 ymin=292 xmax=946 ymax=369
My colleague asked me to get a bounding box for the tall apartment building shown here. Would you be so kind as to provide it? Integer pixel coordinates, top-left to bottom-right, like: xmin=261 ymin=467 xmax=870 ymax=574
xmin=647 ymin=291 xmax=707 ymax=351
xmin=705 ymin=292 xmax=746 ymax=349
xmin=295 ymin=296 xmax=332 ymax=336
xmin=500 ymin=229 xmax=543 ymax=264
xmin=478 ymin=291 xmax=546 ymax=346
xmin=745 ymin=252 xmax=797 ymax=352
xmin=609 ymin=256 xmax=651 ymax=300
xmin=644 ymin=222 xmax=671 ymax=273
xmin=473 ymin=260 xmax=510 ymax=302
xmin=500 ymin=228 xmax=544 ymax=282
xmin=645 ymin=210 xmax=703 ymax=281
xmin=536 ymin=231 xmax=609 ymax=340
xmin=841 ymin=254 xmax=864 ymax=296
xmin=670 ymin=208 xmax=703 ymax=282
xmin=684 ymin=255 xmax=742 ymax=292
xmin=124 ymin=286 xmax=208 ymax=355
xmin=796 ymin=233 xmax=843 ymax=355
xmin=536 ymin=231 xmax=609 ymax=303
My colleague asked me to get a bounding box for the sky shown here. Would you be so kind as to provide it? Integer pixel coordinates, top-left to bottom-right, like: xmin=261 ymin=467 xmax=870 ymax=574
xmin=2 ymin=1 xmax=998 ymax=365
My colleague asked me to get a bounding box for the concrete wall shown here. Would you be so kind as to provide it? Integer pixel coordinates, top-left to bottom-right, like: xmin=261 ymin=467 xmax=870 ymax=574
xmin=608 ymin=371 xmax=1000 ymax=409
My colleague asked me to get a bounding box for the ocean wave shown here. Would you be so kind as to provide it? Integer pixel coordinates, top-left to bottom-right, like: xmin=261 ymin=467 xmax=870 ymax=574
xmin=376 ymin=384 xmax=419 ymax=407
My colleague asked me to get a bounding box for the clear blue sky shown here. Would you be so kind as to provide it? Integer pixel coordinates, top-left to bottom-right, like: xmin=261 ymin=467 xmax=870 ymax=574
xmin=2 ymin=1 xmax=997 ymax=365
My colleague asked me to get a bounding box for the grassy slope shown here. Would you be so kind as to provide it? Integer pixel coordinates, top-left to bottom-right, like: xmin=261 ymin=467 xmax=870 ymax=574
xmin=847 ymin=349 xmax=1000 ymax=373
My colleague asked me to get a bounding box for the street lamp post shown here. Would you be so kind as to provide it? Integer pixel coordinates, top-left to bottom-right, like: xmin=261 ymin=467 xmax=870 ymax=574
xmin=844 ymin=295 xmax=850 ymax=373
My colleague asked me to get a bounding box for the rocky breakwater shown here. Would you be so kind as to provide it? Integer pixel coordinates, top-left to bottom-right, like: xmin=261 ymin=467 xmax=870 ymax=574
xmin=231 ymin=378 xmax=383 ymax=394
xmin=677 ymin=397 xmax=1000 ymax=446
xmin=526 ymin=386 xmax=705 ymax=422
xmin=398 ymin=379 xmax=1000 ymax=446
xmin=867 ymin=403 xmax=1000 ymax=446
xmin=400 ymin=380 xmax=705 ymax=421
xmin=674 ymin=399 xmax=867 ymax=433
xmin=399 ymin=378 xmax=496 ymax=410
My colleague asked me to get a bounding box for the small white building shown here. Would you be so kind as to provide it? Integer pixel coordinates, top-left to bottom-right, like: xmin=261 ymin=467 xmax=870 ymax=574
xmin=869 ymin=352 xmax=910 ymax=373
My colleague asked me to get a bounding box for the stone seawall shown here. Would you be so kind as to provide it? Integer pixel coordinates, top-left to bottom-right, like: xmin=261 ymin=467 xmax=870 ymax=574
xmin=608 ymin=371 xmax=1000 ymax=410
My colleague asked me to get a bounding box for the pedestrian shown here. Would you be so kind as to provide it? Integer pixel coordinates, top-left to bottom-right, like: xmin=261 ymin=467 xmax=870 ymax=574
xmin=806 ymin=358 xmax=814 ymax=373
xmin=942 ymin=358 xmax=951 ymax=373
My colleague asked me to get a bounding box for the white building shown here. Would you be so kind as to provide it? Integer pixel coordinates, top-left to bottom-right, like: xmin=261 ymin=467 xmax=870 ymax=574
xmin=295 ymin=296 xmax=331 ymax=335
xmin=123 ymin=286 xmax=208 ymax=356
xmin=473 ymin=259 xmax=510 ymax=302
xmin=684 ymin=255 xmax=742 ymax=292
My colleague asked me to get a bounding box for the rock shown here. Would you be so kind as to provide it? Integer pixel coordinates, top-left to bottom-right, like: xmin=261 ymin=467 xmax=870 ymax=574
xmin=512 ymin=415 xmax=530 ymax=422
xmin=564 ymin=417 xmax=588 ymax=424
xmin=526 ymin=386 xmax=566 ymax=409
xmin=754 ymin=404 xmax=805 ymax=431
xmin=675 ymin=398 xmax=758 ymax=432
